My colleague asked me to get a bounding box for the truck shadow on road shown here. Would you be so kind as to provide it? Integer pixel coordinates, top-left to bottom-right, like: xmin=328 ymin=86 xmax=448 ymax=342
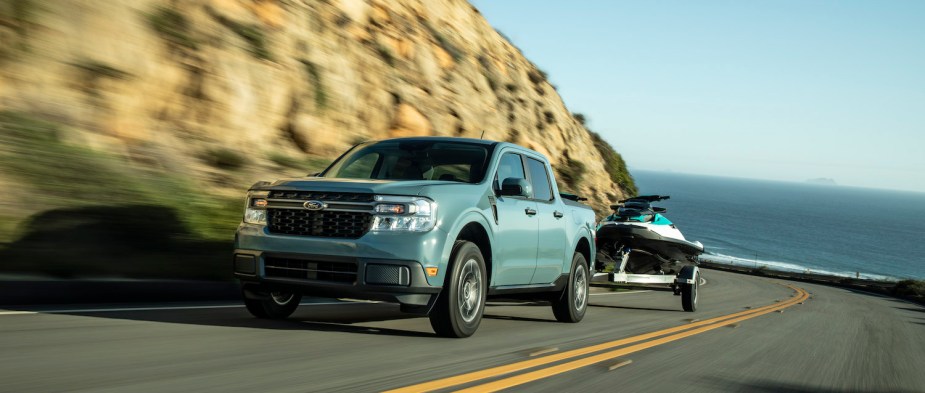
xmin=483 ymin=314 xmax=556 ymax=323
xmin=483 ymin=301 xmax=558 ymax=323
xmin=45 ymin=303 xmax=437 ymax=337
xmin=589 ymin=303 xmax=685 ymax=312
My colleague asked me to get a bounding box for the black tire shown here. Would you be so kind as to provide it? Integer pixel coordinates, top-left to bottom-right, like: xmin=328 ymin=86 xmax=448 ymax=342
xmin=243 ymin=290 xmax=302 ymax=319
xmin=429 ymin=241 xmax=487 ymax=338
xmin=552 ymin=252 xmax=589 ymax=323
xmin=681 ymin=272 xmax=700 ymax=312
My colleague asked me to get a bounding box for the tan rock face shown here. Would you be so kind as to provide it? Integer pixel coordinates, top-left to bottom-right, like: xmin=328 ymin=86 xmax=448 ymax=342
xmin=0 ymin=0 xmax=631 ymax=213
xmin=390 ymin=103 xmax=432 ymax=138
xmin=251 ymin=0 xmax=286 ymax=28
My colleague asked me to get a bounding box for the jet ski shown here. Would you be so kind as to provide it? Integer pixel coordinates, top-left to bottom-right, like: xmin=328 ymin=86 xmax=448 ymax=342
xmin=595 ymin=195 xmax=704 ymax=275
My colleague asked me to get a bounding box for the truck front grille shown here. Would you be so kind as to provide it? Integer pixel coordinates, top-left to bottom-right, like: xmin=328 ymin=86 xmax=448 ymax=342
xmin=267 ymin=209 xmax=371 ymax=238
xmin=268 ymin=191 xmax=375 ymax=202
xmin=264 ymin=257 xmax=357 ymax=283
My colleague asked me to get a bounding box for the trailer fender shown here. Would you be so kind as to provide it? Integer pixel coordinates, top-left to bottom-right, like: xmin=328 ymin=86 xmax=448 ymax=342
xmin=675 ymin=265 xmax=699 ymax=285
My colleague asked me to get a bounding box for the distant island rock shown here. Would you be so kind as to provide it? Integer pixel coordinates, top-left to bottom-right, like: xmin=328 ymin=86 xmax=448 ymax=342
xmin=807 ymin=178 xmax=838 ymax=185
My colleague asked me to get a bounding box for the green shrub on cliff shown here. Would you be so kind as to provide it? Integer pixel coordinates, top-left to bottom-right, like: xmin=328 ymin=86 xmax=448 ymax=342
xmin=203 ymin=148 xmax=246 ymax=170
xmin=301 ymin=60 xmax=328 ymax=111
xmin=0 ymin=0 xmax=37 ymax=37
xmin=269 ymin=153 xmax=331 ymax=174
xmin=375 ymin=42 xmax=395 ymax=66
xmin=587 ymin=130 xmax=637 ymax=196
xmin=71 ymin=60 xmax=131 ymax=80
xmin=424 ymin=21 xmax=463 ymax=62
xmin=573 ymin=112 xmax=587 ymax=126
xmin=229 ymin=22 xmax=271 ymax=60
xmin=556 ymin=158 xmax=586 ymax=191
xmin=146 ymin=6 xmax=197 ymax=49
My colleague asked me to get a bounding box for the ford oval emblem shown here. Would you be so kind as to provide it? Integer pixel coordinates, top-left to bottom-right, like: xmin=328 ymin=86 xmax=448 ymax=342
xmin=303 ymin=200 xmax=326 ymax=211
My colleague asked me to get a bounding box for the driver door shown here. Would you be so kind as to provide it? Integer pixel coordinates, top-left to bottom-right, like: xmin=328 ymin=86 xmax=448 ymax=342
xmin=492 ymin=152 xmax=539 ymax=286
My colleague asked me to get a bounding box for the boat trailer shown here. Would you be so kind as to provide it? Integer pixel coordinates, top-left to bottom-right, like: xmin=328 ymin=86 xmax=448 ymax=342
xmin=591 ymin=248 xmax=701 ymax=312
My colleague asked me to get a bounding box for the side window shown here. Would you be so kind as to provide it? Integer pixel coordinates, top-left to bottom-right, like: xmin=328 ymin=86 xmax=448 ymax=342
xmin=495 ymin=153 xmax=526 ymax=191
xmin=526 ymin=157 xmax=553 ymax=201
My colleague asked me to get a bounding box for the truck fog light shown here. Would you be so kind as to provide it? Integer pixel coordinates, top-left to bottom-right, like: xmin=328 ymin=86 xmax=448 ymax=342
xmin=234 ymin=254 xmax=257 ymax=275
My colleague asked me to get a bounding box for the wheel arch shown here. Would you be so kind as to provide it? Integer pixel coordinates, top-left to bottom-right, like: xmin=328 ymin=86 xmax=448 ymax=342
xmin=568 ymin=224 xmax=595 ymax=273
xmin=575 ymin=236 xmax=592 ymax=269
xmin=453 ymin=221 xmax=493 ymax=284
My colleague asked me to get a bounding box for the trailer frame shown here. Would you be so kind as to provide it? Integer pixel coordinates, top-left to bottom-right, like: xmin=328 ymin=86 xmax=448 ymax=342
xmin=591 ymin=248 xmax=701 ymax=311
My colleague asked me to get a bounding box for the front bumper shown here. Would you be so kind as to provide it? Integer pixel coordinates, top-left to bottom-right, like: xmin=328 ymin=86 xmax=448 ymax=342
xmin=233 ymin=223 xmax=448 ymax=314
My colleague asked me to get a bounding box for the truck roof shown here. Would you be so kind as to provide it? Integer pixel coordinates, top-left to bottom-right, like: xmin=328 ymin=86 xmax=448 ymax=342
xmin=379 ymin=136 xmax=500 ymax=146
xmin=364 ymin=136 xmax=549 ymax=163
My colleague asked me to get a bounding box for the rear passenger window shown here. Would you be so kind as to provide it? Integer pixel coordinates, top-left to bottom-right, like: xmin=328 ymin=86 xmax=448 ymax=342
xmin=526 ymin=157 xmax=553 ymax=201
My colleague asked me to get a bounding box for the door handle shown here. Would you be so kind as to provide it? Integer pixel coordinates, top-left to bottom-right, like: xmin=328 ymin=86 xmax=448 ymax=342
xmin=525 ymin=208 xmax=537 ymax=216
xmin=553 ymin=211 xmax=564 ymax=218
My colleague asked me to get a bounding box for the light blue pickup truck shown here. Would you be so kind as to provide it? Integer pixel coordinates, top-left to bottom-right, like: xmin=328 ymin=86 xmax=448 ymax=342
xmin=233 ymin=137 xmax=597 ymax=337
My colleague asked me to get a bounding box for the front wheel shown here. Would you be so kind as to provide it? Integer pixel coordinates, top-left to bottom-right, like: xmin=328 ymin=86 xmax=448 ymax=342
xmin=429 ymin=241 xmax=487 ymax=338
xmin=552 ymin=252 xmax=589 ymax=323
xmin=244 ymin=290 xmax=302 ymax=319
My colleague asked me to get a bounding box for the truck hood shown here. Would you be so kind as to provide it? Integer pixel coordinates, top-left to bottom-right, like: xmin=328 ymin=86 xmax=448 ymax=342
xmin=256 ymin=177 xmax=455 ymax=196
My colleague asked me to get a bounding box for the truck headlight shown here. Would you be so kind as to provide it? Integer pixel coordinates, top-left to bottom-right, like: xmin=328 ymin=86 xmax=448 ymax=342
xmin=244 ymin=191 xmax=269 ymax=225
xmin=371 ymin=196 xmax=436 ymax=232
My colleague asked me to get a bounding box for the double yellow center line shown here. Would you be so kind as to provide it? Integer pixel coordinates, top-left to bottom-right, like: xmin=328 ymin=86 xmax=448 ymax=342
xmin=386 ymin=284 xmax=809 ymax=392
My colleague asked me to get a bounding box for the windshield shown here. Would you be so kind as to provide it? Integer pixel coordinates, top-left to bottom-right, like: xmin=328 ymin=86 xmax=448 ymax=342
xmin=321 ymin=140 xmax=493 ymax=183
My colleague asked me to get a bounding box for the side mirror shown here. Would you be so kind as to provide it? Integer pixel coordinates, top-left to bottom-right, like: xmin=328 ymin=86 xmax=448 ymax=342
xmin=500 ymin=178 xmax=532 ymax=198
xmin=652 ymin=207 xmax=667 ymax=213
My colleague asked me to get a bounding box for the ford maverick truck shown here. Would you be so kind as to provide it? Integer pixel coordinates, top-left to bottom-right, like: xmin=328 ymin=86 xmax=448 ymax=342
xmin=233 ymin=137 xmax=596 ymax=337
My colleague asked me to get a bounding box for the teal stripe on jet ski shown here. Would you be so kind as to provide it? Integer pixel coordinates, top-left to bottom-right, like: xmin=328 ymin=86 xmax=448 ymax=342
xmin=651 ymin=214 xmax=673 ymax=226
xmin=600 ymin=213 xmax=673 ymax=226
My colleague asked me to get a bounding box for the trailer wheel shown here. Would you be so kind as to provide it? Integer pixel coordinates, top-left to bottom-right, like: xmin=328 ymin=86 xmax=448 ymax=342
xmin=552 ymin=252 xmax=589 ymax=323
xmin=681 ymin=271 xmax=699 ymax=312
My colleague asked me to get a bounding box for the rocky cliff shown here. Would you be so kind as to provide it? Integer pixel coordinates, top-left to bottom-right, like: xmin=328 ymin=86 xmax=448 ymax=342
xmin=0 ymin=0 xmax=635 ymax=242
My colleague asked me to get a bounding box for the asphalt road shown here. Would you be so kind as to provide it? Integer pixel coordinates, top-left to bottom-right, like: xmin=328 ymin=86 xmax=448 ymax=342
xmin=1 ymin=270 xmax=923 ymax=392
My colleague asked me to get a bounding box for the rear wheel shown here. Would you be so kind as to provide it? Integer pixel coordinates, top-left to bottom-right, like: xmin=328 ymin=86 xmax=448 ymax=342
xmin=429 ymin=241 xmax=486 ymax=338
xmin=244 ymin=290 xmax=302 ymax=319
xmin=552 ymin=252 xmax=589 ymax=323
xmin=681 ymin=271 xmax=700 ymax=312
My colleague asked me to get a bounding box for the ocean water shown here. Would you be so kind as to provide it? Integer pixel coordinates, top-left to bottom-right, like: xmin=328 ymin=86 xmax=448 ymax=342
xmin=630 ymin=170 xmax=925 ymax=280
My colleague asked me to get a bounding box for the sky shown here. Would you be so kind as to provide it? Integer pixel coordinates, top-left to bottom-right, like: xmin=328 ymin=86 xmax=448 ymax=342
xmin=469 ymin=0 xmax=925 ymax=193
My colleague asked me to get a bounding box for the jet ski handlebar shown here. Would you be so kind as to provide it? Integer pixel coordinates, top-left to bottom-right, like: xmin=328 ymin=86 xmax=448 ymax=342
xmin=618 ymin=195 xmax=670 ymax=203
